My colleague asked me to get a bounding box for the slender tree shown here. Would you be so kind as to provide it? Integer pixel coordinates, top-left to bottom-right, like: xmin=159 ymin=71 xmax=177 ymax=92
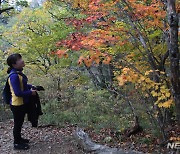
xmin=167 ymin=0 xmax=180 ymax=124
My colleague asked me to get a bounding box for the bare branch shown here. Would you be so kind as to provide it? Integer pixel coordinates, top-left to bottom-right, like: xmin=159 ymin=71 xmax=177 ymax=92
xmin=0 ymin=7 xmax=14 ymax=14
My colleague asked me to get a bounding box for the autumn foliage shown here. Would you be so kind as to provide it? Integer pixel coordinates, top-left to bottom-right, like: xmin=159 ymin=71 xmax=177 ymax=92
xmin=52 ymin=0 xmax=178 ymax=109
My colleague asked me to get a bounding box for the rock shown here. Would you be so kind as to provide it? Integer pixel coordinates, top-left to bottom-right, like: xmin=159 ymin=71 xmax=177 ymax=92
xmin=74 ymin=127 xmax=143 ymax=154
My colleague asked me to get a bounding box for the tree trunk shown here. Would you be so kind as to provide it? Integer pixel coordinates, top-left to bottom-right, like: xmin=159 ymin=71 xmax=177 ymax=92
xmin=167 ymin=0 xmax=180 ymax=124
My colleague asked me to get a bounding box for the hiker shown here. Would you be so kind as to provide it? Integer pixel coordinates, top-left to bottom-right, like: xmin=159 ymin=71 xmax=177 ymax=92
xmin=6 ymin=53 xmax=37 ymax=150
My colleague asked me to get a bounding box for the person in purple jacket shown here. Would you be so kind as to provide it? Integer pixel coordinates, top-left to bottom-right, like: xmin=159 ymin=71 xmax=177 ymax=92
xmin=6 ymin=53 xmax=37 ymax=150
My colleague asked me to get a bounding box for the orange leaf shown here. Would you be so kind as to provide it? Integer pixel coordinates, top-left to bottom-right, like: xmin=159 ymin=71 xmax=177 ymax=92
xmin=78 ymin=56 xmax=84 ymax=65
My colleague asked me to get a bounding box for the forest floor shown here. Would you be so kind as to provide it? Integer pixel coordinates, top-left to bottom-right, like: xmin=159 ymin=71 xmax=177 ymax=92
xmin=0 ymin=119 xmax=179 ymax=154
xmin=0 ymin=119 xmax=86 ymax=154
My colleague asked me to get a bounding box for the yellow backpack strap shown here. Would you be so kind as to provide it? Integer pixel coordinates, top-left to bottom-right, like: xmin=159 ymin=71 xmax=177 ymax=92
xmin=8 ymin=72 xmax=24 ymax=91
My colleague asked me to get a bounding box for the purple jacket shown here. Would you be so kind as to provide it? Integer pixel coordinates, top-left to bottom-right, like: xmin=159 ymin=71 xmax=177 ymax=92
xmin=9 ymin=68 xmax=32 ymax=104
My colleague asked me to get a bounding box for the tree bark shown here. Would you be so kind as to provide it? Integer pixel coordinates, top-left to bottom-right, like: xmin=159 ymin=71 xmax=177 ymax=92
xmin=167 ymin=0 xmax=180 ymax=124
xmin=74 ymin=127 xmax=143 ymax=154
xmin=0 ymin=7 xmax=14 ymax=14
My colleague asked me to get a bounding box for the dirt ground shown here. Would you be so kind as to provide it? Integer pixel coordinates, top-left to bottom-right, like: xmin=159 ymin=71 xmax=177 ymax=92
xmin=0 ymin=119 xmax=86 ymax=154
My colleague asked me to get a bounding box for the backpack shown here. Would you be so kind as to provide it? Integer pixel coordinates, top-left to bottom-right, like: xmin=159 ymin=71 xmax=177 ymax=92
xmin=2 ymin=72 xmax=22 ymax=105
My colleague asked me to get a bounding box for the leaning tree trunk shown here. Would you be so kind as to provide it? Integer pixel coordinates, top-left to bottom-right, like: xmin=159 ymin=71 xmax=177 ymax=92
xmin=167 ymin=0 xmax=180 ymax=124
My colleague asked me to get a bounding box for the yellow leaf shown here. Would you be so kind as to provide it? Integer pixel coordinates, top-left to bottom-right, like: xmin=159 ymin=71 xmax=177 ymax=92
xmin=155 ymin=100 xmax=159 ymax=105
xmin=145 ymin=71 xmax=149 ymax=75
xmin=145 ymin=93 xmax=149 ymax=97
xmin=146 ymin=84 xmax=152 ymax=89
xmin=160 ymin=85 xmax=166 ymax=90
xmin=158 ymin=99 xmax=173 ymax=108
xmin=117 ymin=76 xmax=126 ymax=86
xmin=160 ymin=71 xmax=165 ymax=74
xmin=159 ymin=95 xmax=166 ymax=100
xmin=151 ymin=91 xmax=158 ymax=97
xmin=138 ymin=79 xmax=142 ymax=83
xmin=155 ymin=85 xmax=159 ymax=90
xmin=142 ymin=87 xmax=146 ymax=91
xmin=145 ymin=78 xmax=151 ymax=83
xmin=165 ymin=92 xmax=171 ymax=97
xmin=140 ymin=76 xmax=145 ymax=81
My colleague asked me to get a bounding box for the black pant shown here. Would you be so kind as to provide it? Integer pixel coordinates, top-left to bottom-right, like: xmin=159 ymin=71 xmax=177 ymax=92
xmin=10 ymin=105 xmax=26 ymax=144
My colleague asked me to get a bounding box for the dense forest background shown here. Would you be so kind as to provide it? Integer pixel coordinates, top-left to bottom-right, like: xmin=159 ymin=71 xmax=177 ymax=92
xmin=0 ymin=0 xmax=179 ymax=153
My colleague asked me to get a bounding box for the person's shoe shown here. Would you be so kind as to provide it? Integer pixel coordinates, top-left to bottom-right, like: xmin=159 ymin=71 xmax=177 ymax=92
xmin=14 ymin=143 xmax=29 ymax=150
xmin=20 ymin=138 xmax=30 ymax=143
